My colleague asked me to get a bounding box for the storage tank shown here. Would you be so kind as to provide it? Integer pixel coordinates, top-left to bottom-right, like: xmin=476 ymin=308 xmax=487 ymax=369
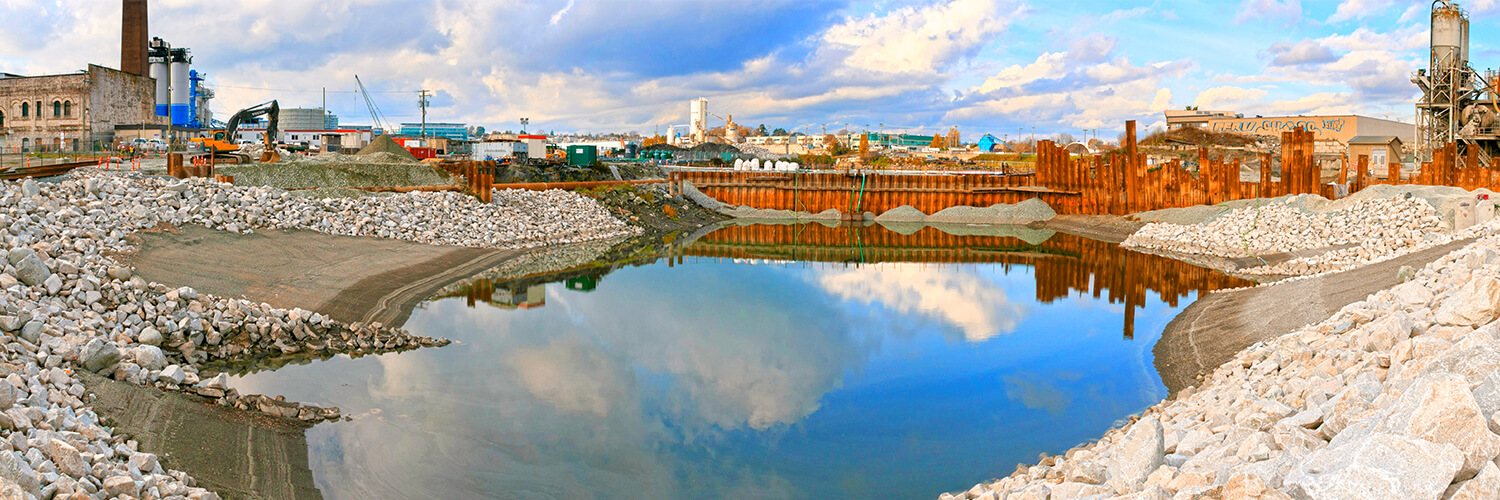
xmin=169 ymin=48 xmax=191 ymax=126
xmin=148 ymin=38 xmax=170 ymax=117
xmin=1432 ymin=1 xmax=1469 ymax=73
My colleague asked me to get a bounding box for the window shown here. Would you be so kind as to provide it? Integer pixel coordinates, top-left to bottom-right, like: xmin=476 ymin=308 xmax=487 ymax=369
xmin=53 ymin=101 xmax=61 ymax=117
xmin=19 ymin=102 xmax=27 ymax=118
xmin=19 ymin=138 xmax=28 ymax=152
xmin=0 ymin=110 xmax=4 ymax=127
xmin=63 ymin=101 xmax=71 ymax=117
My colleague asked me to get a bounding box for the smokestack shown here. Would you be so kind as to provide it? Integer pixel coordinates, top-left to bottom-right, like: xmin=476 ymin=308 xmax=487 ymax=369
xmin=121 ymin=0 xmax=147 ymax=76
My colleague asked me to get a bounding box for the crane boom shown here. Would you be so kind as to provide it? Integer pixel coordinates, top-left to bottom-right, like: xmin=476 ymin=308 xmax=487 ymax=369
xmin=355 ymin=75 xmax=389 ymax=133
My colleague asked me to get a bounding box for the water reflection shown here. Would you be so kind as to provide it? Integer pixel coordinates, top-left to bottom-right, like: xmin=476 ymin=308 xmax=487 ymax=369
xmin=229 ymin=223 xmax=1249 ymax=499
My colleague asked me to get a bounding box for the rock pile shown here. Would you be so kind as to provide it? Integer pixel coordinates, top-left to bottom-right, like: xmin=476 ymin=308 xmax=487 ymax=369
xmin=944 ymin=232 xmax=1500 ymax=500
xmin=67 ymin=170 xmax=638 ymax=250
xmin=1125 ymin=196 xmax=1448 ymax=276
xmin=0 ymin=167 xmax=644 ymax=499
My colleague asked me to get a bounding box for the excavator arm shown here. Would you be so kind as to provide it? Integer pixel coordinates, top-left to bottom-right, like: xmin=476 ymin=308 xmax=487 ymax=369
xmin=198 ymin=100 xmax=281 ymax=162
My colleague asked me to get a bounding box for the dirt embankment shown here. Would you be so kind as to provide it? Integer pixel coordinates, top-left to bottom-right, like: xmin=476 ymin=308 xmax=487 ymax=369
xmin=117 ymin=225 xmax=517 ymax=328
xmin=1154 ymin=237 xmax=1478 ymax=395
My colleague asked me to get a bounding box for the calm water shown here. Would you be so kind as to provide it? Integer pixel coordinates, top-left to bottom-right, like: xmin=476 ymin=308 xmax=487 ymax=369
xmin=230 ymin=224 xmax=1248 ymax=499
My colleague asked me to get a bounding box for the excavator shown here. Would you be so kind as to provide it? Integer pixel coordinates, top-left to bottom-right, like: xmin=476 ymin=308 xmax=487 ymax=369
xmin=190 ymin=100 xmax=281 ymax=164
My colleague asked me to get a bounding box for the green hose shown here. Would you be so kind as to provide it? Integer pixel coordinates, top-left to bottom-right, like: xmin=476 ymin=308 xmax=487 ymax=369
xmin=855 ymin=174 xmax=868 ymax=216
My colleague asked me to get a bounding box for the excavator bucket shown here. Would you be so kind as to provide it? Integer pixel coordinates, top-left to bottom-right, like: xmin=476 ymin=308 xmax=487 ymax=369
xmin=258 ymin=131 xmax=280 ymax=163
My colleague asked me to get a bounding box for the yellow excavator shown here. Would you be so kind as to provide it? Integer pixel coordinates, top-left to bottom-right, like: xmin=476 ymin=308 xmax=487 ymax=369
xmin=191 ymin=100 xmax=281 ymax=163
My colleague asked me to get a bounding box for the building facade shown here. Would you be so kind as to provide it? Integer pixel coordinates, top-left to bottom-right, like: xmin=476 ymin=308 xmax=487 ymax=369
xmin=0 ymin=64 xmax=161 ymax=153
xmin=398 ymin=122 xmax=469 ymax=141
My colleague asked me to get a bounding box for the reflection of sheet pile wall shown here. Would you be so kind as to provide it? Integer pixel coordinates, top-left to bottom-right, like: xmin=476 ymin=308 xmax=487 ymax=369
xmin=686 ymin=225 xmax=1252 ymax=338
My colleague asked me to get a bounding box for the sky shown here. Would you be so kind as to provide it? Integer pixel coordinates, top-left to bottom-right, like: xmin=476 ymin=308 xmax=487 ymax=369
xmin=0 ymin=0 xmax=1488 ymax=140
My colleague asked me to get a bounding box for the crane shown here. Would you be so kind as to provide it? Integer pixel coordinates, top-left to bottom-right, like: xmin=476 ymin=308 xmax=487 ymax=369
xmin=355 ymin=75 xmax=390 ymax=134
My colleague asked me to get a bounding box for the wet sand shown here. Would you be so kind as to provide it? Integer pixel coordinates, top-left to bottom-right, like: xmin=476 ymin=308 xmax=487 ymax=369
xmin=118 ymin=225 xmax=518 ymax=327
xmin=1154 ymin=237 xmax=1478 ymax=395
xmin=81 ymin=370 xmax=323 ymax=500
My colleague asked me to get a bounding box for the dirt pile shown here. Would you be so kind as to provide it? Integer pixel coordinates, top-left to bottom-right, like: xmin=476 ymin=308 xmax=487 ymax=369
xmin=357 ymin=135 xmax=419 ymax=162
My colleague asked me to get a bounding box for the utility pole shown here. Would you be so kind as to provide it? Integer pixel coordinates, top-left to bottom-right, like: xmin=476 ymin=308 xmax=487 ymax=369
xmin=322 ymin=87 xmax=327 ymax=129
xmin=418 ymin=90 xmax=431 ymax=143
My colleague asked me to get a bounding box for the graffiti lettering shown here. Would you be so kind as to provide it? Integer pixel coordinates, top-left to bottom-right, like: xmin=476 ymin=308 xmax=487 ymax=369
xmin=1210 ymin=118 xmax=1346 ymax=135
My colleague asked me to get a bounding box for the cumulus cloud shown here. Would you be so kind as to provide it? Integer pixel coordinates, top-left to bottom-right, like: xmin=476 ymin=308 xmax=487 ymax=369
xmin=821 ymin=0 xmax=1022 ymax=74
xmin=813 ymin=264 xmax=1026 ymax=342
xmin=1266 ymin=40 xmax=1337 ymax=66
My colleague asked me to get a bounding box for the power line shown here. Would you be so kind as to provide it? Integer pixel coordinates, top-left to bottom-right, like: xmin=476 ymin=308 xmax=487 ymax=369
xmin=208 ymin=84 xmax=422 ymax=94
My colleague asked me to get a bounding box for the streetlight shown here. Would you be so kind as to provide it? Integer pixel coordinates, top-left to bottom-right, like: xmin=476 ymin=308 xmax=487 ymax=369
xmin=520 ymin=118 xmax=529 ymax=135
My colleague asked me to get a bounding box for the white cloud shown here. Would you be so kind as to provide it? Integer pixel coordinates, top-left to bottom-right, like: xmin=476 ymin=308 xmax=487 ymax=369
xmin=821 ymin=0 xmax=1022 ymax=74
xmin=1328 ymin=0 xmax=1395 ymax=23
xmin=1235 ymin=0 xmax=1302 ymax=25
xmin=549 ymin=0 xmax=575 ymax=26
xmin=813 ymin=264 xmax=1026 ymax=342
xmin=1266 ymin=40 xmax=1337 ymax=66
xmin=1192 ymin=86 xmax=1269 ymax=109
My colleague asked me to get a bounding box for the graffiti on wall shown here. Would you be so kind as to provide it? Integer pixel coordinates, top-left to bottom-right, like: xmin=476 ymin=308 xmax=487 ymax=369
xmin=1211 ymin=117 xmax=1347 ymax=136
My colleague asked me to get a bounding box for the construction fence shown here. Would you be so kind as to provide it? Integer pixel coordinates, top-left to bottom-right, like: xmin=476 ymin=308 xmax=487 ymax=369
xmin=671 ymin=121 xmax=1489 ymax=217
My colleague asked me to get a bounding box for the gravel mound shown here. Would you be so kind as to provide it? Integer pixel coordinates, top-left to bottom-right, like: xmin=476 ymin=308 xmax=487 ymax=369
xmin=641 ymin=144 xmax=683 ymax=152
xmin=356 ymin=135 xmax=418 ymax=162
xmin=217 ymin=162 xmax=453 ymax=191
xmin=948 ymin=222 xmax=1500 ymax=500
xmin=1124 ymin=195 xmax=1465 ymax=276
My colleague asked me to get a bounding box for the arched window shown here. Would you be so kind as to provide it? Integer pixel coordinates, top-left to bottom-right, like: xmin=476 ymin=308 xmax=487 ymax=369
xmin=19 ymin=102 xmax=27 ymax=118
xmin=0 ymin=110 xmax=5 ymax=127
xmin=52 ymin=101 xmax=60 ymax=117
xmin=63 ymin=101 xmax=71 ymax=117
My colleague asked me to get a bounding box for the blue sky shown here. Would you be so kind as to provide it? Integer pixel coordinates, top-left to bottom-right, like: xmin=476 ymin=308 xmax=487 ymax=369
xmin=0 ymin=0 xmax=1487 ymax=139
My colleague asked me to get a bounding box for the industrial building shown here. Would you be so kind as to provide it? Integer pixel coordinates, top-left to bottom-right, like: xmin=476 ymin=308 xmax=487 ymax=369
xmin=398 ymin=123 xmax=469 ymax=141
xmin=1412 ymin=1 xmax=1500 ymax=166
xmin=1163 ymin=111 xmax=1413 ymax=154
xmin=277 ymin=108 xmax=338 ymax=132
xmin=0 ymin=0 xmax=221 ymax=152
xmin=0 ymin=65 xmax=160 ymax=153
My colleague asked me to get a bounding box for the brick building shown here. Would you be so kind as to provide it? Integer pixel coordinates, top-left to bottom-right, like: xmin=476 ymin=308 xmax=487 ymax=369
xmin=0 ymin=64 xmax=161 ymax=153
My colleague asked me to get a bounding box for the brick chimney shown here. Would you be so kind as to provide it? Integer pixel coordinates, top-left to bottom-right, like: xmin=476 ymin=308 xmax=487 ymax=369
xmin=121 ymin=0 xmax=147 ymax=75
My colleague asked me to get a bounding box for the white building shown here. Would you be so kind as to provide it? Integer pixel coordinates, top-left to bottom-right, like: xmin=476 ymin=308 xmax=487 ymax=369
xmin=235 ymin=127 xmax=371 ymax=151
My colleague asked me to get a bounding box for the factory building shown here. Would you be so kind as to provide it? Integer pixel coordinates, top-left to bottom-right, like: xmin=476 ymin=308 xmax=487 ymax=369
xmin=0 ymin=0 xmax=222 ymax=152
xmin=0 ymin=65 xmax=159 ymax=152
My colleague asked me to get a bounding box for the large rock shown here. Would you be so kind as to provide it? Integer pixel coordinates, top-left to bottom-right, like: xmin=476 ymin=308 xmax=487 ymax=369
xmin=138 ymin=326 xmax=163 ymax=347
xmin=158 ymin=365 xmax=185 ymax=384
xmin=1447 ymin=461 xmax=1500 ymax=500
xmin=1191 ymin=473 xmax=1292 ymax=500
xmin=0 ymin=451 xmax=36 ymax=494
xmin=17 ymin=180 xmax=38 ymax=198
xmin=132 ymin=345 xmax=165 ymax=371
xmin=44 ymin=439 xmax=88 ymax=479
xmin=1435 ymin=276 xmax=1500 ymax=327
xmin=1284 ymin=432 xmax=1462 ymax=500
xmin=10 ymin=255 xmax=47 ymax=288
xmin=1378 ymin=373 xmax=1500 ymax=479
xmin=78 ymin=339 xmax=120 ymax=373
xmin=1107 ymin=417 xmax=1164 ymax=492
xmin=102 ymin=475 xmax=139 ymax=498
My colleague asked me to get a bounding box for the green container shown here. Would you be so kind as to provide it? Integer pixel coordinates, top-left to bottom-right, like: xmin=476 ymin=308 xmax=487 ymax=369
xmin=567 ymin=145 xmax=598 ymax=166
